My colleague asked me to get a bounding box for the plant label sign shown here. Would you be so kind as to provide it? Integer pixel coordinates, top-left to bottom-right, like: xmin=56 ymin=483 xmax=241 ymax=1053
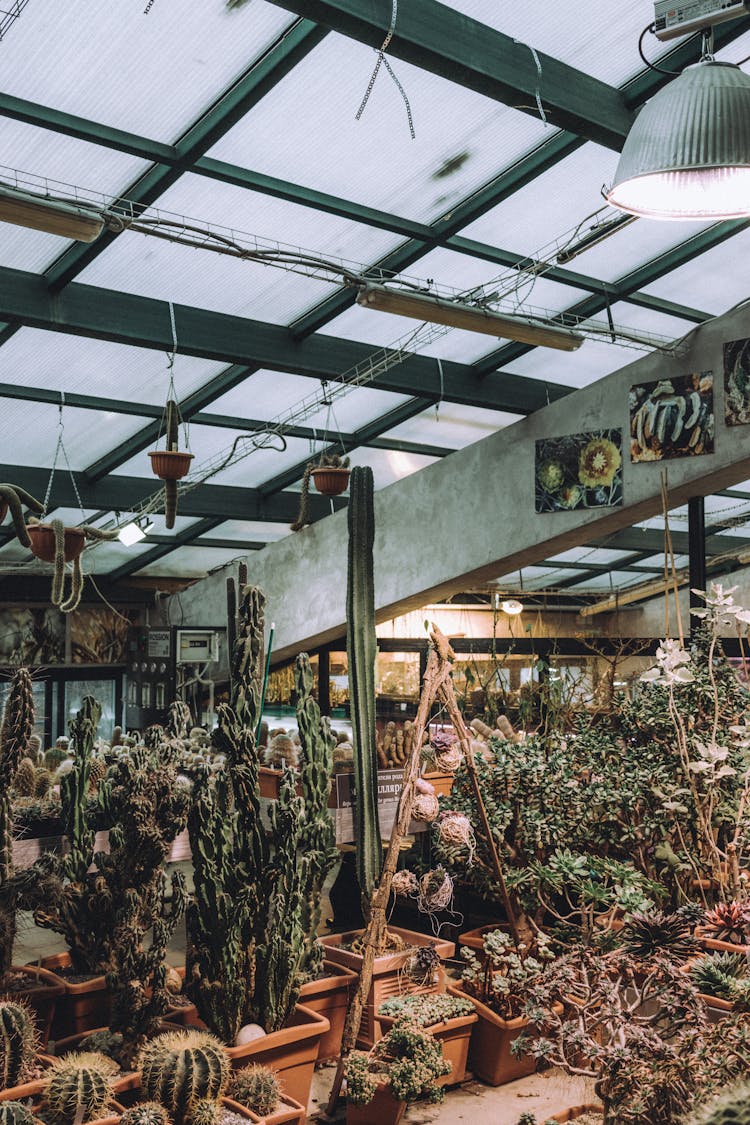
xmin=334 ymin=768 xmax=426 ymax=845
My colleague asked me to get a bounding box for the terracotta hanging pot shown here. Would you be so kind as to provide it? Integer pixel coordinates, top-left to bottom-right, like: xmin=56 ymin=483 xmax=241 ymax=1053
xmin=27 ymin=523 xmax=85 ymax=563
xmin=148 ymin=450 xmax=194 ymax=481
xmin=311 ymin=466 xmax=350 ymax=496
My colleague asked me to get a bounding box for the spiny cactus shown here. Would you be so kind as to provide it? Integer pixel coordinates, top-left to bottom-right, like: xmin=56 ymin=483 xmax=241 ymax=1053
xmin=42 ymin=1052 xmax=117 ymax=1125
xmin=167 ymin=700 xmax=192 ymax=741
xmin=186 ymin=1101 xmax=219 ymax=1125
xmin=43 ymin=745 xmax=69 ymax=770
xmin=290 ymin=451 xmax=350 ymax=531
xmin=88 ymin=756 xmax=107 ymax=790
xmin=231 ymin=1064 xmax=281 ymax=1116
xmin=0 ymin=669 xmax=34 ymax=981
xmin=34 ymin=766 xmax=51 ymax=798
xmin=294 ymin=652 xmax=337 ymax=980
xmin=346 ymin=465 xmax=382 ymax=916
xmin=12 ymin=757 xmax=38 ymax=797
xmin=120 ymin=1103 xmax=171 ymax=1125
xmin=686 ymin=1081 xmax=750 ymax=1124
xmin=139 ymin=1031 xmax=229 ymax=1124
xmin=0 ymin=999 xmax=38 ymax=1090
xmin=0 ymin=483 xmax=43 ymax=548
xmin=0 ymin=1103 xmax=36 ymax=1125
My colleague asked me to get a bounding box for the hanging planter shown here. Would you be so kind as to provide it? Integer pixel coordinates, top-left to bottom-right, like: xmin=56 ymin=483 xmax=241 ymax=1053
xmin=28 ymin=523 xmax=86 ymax=563
xmin=291 ymin=453 xmax=350 ymax=530
xmin=148 ymin=398 xmax=193 ymax=529
xmin=26 ymin=518 xmax=120 ymax=615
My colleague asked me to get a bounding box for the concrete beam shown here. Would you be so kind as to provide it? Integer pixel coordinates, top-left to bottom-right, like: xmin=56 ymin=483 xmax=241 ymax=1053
xmin=170 ymin=304 xmax=750 ymax=663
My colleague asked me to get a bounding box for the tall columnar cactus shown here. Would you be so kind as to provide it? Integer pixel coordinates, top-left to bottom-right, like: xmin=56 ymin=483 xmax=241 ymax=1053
xmin=165 ymin=398 xmax=180 ymax=530
xmin=42 ymin=1052 xmax=117 ymax=1125
xmin=0 ymin=999 xmax=38 ymax=1090
xmin=0 ymin=668 xmax=34 ymax=980
xmin=139 ymin=1030 xmax=229 ymax=1124
xmin=295 ymin=652 xmax=337 ymax=978
xmin=346 ymin=466 xmax=382 ymax=912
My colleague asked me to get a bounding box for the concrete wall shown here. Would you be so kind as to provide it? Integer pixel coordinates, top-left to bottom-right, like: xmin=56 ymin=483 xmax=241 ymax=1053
xmin=171 ymin=304 xmax=750 ymax=662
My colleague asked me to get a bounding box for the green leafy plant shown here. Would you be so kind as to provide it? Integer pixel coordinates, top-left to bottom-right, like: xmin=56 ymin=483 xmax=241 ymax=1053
xmin=345 ymin=1025 xmax=451 ymax=1107
xmin=459 ymin=928 xmax=554 ymax=1020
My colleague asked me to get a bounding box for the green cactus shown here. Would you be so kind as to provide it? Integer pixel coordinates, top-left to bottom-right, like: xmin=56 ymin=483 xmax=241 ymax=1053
xmin=0 ymin=999 xmax=38 ymax=1090
xmin=88 ymin=756 xmax=107 ymax=791
xmin=294 ymin=652 xmax=337 ymax=979
xmin=231 ymin=1064 xmax=281 ymax=1117
xmin=0 ymin=1103 xmax=36 ymax=1125
xmin=120 ymin=1103 xmax=172 ymax=1125
xmin=139 ymin=1030 xmax=229 ymax=1124
xmin=0 ymin=669 xmax=34 ymax=981
xmin=41 ymin=1052 xmax=117 ymax=1125
xmin=26 ymin=734 xmax=42 ymax=764
xmin=43 ymin=745 xmax=69 ymax=770
xmin=34 ymin=766 xmax=51 ymax=798
xmin=164 ymin=398 xmax=180 ymax=530
xmin=187 ymin=1101 xmax=219 ymax=1125
xmin=12 ymin=757 xmax=38 ymax=797
xmin=685 ymin=1082 xmax=750 ymax=1124
xmin=346 ymin=465 xmax=382 ymax=914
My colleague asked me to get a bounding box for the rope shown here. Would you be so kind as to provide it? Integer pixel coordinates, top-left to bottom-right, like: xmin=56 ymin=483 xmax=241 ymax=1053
xmin=435 ymin=357 xmax=444 ymax=421
xmin=355 ymin=0 xmax=415 ymax=139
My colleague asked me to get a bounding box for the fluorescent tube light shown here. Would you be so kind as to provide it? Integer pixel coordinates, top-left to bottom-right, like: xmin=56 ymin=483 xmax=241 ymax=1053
xmin=118 ymin=517 xmax=155 ymax=546
xmin=0 ymin=184 xmax=106 ymax=242
xmin=356 ymin=284 xmax=584 ymax=352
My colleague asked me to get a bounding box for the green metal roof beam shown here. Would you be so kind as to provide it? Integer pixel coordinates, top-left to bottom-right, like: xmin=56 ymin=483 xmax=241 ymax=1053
xmin=107 ymin=517 xmax=225 ymax=582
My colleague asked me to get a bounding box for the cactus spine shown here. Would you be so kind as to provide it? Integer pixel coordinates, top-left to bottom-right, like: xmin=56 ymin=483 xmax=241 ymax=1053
xmin=346 ymin=465 xmax=382 ymax=913
xmin=0 ymin=999 xmax=38 ymax=1090
xmin=42 ymin=1052 xmax=117 ymax=1125
xmin=0 ymin=1103 xmax=36 ymax=1125
xmin=120 ymin=1104 xmax=171 ymax=1125
xmin=139 ymin=1031 xmax=229 ymax=1124
xmin=0 ymin=669 xmax=34 ymax=981
xmin=186 ymin=1101 xmax=219 ymax=1125
xmin=231 ymin=1064 xmax=281 ymax=1117
xmin=295 ymin=652 xmax=337 ymax=978
xmin=686 ymin=1082 xmax=750 ymax=1124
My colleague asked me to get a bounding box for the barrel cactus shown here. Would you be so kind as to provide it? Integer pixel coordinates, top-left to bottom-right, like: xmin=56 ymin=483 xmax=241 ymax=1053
xmin=686 ymin=1081 xmax=750 ymax=1124
xmin=139 ymin=1030 xmax=229 ymax=1124
xmin=0 ymin=1103 xmax=35 ymax=1125
xmin=0 ymin=999 xmax=38 ymax=1090
xmin=120 ymin=1105 xmax=171 ymax=1125
xmin=231 ymin=1064 xmax=281 ymax=1116
xmin=42 ymin=1052 xmax=118 ymax=1125
xmin=186 ymin=1101 xmax=219 ymax=1125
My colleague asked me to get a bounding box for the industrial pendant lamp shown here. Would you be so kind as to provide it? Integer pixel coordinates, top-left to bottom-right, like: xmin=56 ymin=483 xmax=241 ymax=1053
xmin=607 ymin=59 xmax=750 ymax=220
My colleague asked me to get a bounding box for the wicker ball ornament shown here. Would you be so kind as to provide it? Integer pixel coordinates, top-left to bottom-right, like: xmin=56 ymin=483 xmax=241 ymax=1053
xmin=412 ymin=792 xmax=440 ymax=822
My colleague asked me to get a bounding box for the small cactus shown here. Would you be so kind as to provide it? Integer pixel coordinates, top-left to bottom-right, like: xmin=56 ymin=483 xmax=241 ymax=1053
xmin=43 ymin=746 xmax=69 ymax=770
xmin=231 ymin=1064 xmax=281 ymax=1117
xmin=187 ymin=1100 xmax=219 ymax=1125
xmin=12 ymin=757 xmax=38 ymax=797
xmin=686 ymin=1081 xmax=750 ymax=1124
xmin=35 ymin=766 xmax=51 ymax=798
xmin=0 ymin=1103 xmax=36 ymax=1125
xmin=0 ymin=998 xmax=38 ymax=1090
xmin=139 ymin=1031 xmax=229 ymax=1124
xmin=27 ymin=734 xmax=42 ymax=764
xmin=120 ymin=1104 xmax=172 ymax=1125
xmin=42 ymin=1051 xmax=118 ymax=1125
xmin=88 ymin=756 xmax=107 ymax=790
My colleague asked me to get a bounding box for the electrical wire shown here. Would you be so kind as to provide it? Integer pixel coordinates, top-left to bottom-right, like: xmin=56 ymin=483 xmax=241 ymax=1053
xmin=637 ymin=20 xmax=696 ymax=75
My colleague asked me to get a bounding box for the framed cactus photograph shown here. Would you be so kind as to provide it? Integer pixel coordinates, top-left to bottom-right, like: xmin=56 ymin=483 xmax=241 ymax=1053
xmin=535 ymin=429 xmax=623 ymax=513
xmin=724 ymin=336 xmax=750 ymax=426
xmin=630 ymin=371 xmax=714 ymax=462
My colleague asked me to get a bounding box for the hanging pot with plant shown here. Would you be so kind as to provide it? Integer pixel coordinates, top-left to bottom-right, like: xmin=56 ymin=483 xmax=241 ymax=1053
xmin=26 ymin=518 xmax=120 ymax=614
xmin=290 ymin=453 xmax=350 ymax=531
xmin=148 ymin=399 xmax=193 ymax=529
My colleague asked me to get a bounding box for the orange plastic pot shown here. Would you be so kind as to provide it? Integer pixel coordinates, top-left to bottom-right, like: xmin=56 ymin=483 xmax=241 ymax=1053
xmin=263 ymin=1095 xmax=307 ymax=1125
xmin=6 ymin=964 xmax=65 ymax=1047
xmin=311 ymin=467 xmax=350 ymax=496
xmin=148 ymin=450 xmax=194 ymax=481
xmin=40 ymin=952 xmax=110 ymax=1039
xmin=0 ymin=1053 xmax=55 ymax=1101
xmin=223 ymin=1003 xmax=329 ymax=1109
xmin=695 ymin=926 xmax=750 ymax=956
xmin=378 ymin=1008 xmax=477 ymax=1086
xmin=346 ymin=1083 xmax=406 ymax=1125
xmin=27 ymin=524 xmax=85 ymax=563
xmin=298 ymin=960 xmax=358 ymax=1063
xmin=548 ymin=1107 xmax=604 ymax=1122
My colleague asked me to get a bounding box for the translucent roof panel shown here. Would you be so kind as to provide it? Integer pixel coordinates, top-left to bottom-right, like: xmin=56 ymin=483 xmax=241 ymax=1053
xmin=0 ymin=329 xmax=228 ymax=406
xmin=347 ymin=446 xmax=439 ymax=490
xmin=208 ymin=370 xmax=408 ymax=433
xmin=493 ymin=566 xmax=587 ymax=589
xmin=572 ymin=570 xmax=653 ymax=591
xmin=0 ymin=119 xmax=149 ymax=272
xmin=0 ymin=401 xmax=152 ymax=470
xmin=0 ymin=0 xmax=298 ymax=143
xmin=382 ymin=403 xmax=521 ymax=450
xmin=635 ymin=553 xmax=690 ymax=570
xmin=82 ymin=540 xmax=154 ymax=575
xmin=78 ymin=174 xmax=399 ymax=324
xmin=447 ymin=1 xmax=679 ymax=86
xmin=207 ymin=32 xmax=550 ymax=224
xmin=544 ymin=547 xmax=637 ymax=566
xmin=135 ymin=545 xmax=250 ymax=579
xmin=641 ymin=228 xmax=750 ymax=318
xmin=211 ymin=520 xmax=293 ymax=543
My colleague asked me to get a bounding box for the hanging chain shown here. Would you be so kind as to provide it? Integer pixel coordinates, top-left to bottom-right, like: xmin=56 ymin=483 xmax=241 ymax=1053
xmin=435 ymin=357 xmax=445 ymax=422
xmin=355 ymin=0 xmax=415 ymax=139
xmin=43 ymin=394 xmax=87 ymax=521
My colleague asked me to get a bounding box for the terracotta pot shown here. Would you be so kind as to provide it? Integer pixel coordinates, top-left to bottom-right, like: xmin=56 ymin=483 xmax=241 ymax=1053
xmin=216 ymin=1097 xmax=262 ymax=1123
xmin=299 ymin=960 xmax=358 ymax=1063
xmin=457 ymin=923 xmax=509 ymax=955
xmin=680 ymin=959 xmax=737 ymax=1022
xmin=223 ymin=1002 xmax=330 ymax=1110
xmin=53 ymin=1027 xmax=140 ymax=1095
xmin=311 ymin=467 xmax=350 ymax=496
xmin=148 ymin=450 xmax=194 ymax=481
xmin=346 ymin=1082 xmax=406 ymax=1125
xmin=5 ymin=964 xmax=65 ymax=1047
xmin=263 ymin=1094 xmax=307 ymax=1125
xmin=378 ymin=1008 xmax=478 ymax=1087
xmin=82 ymin=1102 xmax=127 ymax=1125
xmin=695 ymin=926 xmax=750 ymax=956
xmin=0 ymin=1053 xmax=55 ymax=1101
xmin=39 ymin=952 xmax=111 ymax=1040
xmin=322 ymin=927 xmax=455 ymax=1049
xmin=448 ymin=982 xmax=563 ymax=1087
xmin=421 ymin=770 xmax=454 ymax=798
xmin=27 ymin=523 xmax=85 ymax=563
xmin=548 ymin=1106 xmax=604 ymax=1123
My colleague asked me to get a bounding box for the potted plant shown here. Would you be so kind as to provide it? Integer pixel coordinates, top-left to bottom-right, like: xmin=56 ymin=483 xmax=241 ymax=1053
xmin=344 ymin=1024 xmax=450 ymax=1125
xmin=376 ymin=992 xmax=477 ymax=1085
xmin=0 ymin=483 xmax=44 ymax=547
xmin=148 ymin=399 xmax=194 ymax=529
xmin=290 ymin=452 xmax=350 ymax=530
xmin=447 ymin=927 xmax=558 ymax=1086
xmin=697 ymin=901 xmax=750 ymax=953
xmin=516 ymin=1112 xmax=603 ymax=1125
xmin=686 ymin=951 xmax=750 ymax=1015
xmin=230 ymin=1063 xmax=306 ymax=1125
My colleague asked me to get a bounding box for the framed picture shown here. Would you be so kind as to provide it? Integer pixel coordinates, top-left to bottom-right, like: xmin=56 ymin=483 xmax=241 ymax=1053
xmin=535 ymin=429 xmax=623 ymax=513
xmin=630 ymin=372 xmax=713 ymax=462
xmin=724 ymin=337 xmax=750 ymax=426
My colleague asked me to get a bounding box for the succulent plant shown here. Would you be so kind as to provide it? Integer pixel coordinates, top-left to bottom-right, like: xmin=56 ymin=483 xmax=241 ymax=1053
xmin=685 ymin=1080 xmax=750 ymax=1124
xmin=12 ymin=757 xmax=38 ymax=798
xmin=42 ymin=1051 xmax=118 ymax=1125
xmin=345 ymin=1025 xmax=451 ymax=1107
xmin=0 ymin=1103 xmax=36 ymax=1125
xmin=186 ymin=1101 xmax=219 ymax=1125
xmin=0 ymin=998 xmax=38 ymax=1089
xmin=120 ymin=1103 xmax=172 ymax=1125
xmin=703 ymin=902 xmax=750 ymax=946
xmin=377 ymin=992 xmax=475 ymax=1027
xmin=689 ymin=952 xmax=750 ymax=1003
xmin=621 ymin=909 xmax=698 ymax=960
xmin=231 ymin=1064 xmax=281 ymax=1116
xmin=139 ymin=1030 xmax=229 ymax=1124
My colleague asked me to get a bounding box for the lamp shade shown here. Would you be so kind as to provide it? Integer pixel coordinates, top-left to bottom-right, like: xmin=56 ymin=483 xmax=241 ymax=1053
xmin=607 ymin=60 xmax=750 ymax=220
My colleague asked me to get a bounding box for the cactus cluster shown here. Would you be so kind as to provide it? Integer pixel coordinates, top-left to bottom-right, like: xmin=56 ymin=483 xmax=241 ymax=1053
xmin=686 ymin=1082 xmax=750 ymax=1124
xmin=231 ymin=1064 xmax=281 ymax=1116
xmin=0 ymin=1103 xmax=36 ymax=1125
xmin=0 ymin=669 xmax=35 ymax=981
xmin=0 ymin=999 xmax=38 ymax=1090
xmin=120 ymin=1103 xmax=171 ymax=1125
xmin=139 ymin=1030 xmax=229 ymax=1124
xmin=41 ymin=1051 xmax=117 ymax=1125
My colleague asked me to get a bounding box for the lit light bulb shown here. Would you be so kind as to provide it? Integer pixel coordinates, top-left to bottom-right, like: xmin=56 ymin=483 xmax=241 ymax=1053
xmin=501 ymin=599 xmax=523 ymax=616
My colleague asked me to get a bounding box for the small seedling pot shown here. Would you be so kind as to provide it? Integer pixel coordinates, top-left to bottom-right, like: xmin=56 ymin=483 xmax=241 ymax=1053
xmin=27 ymin=524 xmax=85 ymax=563
xmin=148 ymin=450 xmax=194 ymax=481
xmin=311 ymin=467 xmax=350 ymax=496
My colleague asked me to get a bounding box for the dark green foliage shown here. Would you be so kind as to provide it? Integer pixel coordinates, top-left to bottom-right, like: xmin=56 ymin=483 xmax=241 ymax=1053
xmin=690 ymin=952 xmax=750 ymax=1004
xmin=42 ymin=1052 xmax=117 ymax=1125
xmin=139 ymin=1030 xmax=229 ymax=1125
xmin=0 ymin=999 xmax=38 ymax=1090
xmin=346 ymin=465 xmax=381 ymax=913
xmin=0 ymin=668 xmax=34 ymax=980
xmin=0 ymin=1103 xmax=36 ymax=1125
xmin=621 ymin=909 xmax=698 ymax=960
